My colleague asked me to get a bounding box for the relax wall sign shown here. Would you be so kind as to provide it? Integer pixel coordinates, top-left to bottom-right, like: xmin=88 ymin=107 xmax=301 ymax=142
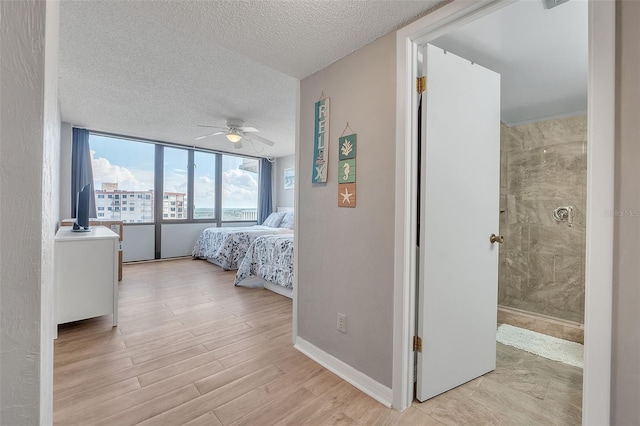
xmin=312 ymin=97 xmax=330 ymax=184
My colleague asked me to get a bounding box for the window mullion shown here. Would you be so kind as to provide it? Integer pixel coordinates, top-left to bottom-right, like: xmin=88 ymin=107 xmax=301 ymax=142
xmin=154 ymin=145 xmax=163 ymax=259
xmin=215 ymin=153 xmax=222 ymax=227
xmin=187 ymin=150 xmax=195 ymax=221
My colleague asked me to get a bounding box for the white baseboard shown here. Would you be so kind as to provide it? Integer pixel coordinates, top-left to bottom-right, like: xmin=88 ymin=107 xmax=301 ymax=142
xmin=294 ymin=337 xmax=393 ymax=407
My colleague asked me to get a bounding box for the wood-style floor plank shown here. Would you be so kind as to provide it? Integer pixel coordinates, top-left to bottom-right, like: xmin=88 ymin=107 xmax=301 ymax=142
xmin=54 ymin=258 xmax=582 ymax=425
xmin=53 ymin=377 xmax=141 ymax=423
xmin=182 ymin=411 xmax=222 ymax=426
xmin=140 ymin=365 xmax=285 ymax=425
xmin=95 ymin=383 xmax=201 ymax=426
xmin=274 ymin=380 xmax=364 ymax=425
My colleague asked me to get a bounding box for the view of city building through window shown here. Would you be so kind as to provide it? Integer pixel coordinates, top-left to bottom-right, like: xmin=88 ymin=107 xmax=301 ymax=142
xmin=91 ymin=135 xmax=155 ymax=223
xmin=163 ymin=147 xmax=188 ymax=220
xmin=95 ymin=184 xmax=154 ymax=223
xmin=89 ymin=134 xmax=259 ymax=223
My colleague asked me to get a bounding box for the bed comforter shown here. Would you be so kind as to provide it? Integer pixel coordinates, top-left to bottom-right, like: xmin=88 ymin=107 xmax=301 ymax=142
xmin=192 ymin=226 xmax=293 ymax=270
xmin=235 ymin=234 xmax=294 ymax=290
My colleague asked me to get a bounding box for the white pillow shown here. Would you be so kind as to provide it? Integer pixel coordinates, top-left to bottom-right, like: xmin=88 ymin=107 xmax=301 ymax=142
xmin=279 ymin=212 xmax=294 ymax=229
xmin=262 ymin=212 xmax=285 ymax=227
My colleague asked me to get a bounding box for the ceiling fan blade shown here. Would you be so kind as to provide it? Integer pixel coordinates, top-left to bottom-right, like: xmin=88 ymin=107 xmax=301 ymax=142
xmin=250 ymin=134 xmax=275 ymax=146
xmin=197 ymin=124 xmax=226 ymax=129
xmin=239 ymin=126 xmax=259 ymax=133
xmin=234 ymin=141 xmax=243 ymax=149
xmin=194 ymin=131 xmax=225 ymax=140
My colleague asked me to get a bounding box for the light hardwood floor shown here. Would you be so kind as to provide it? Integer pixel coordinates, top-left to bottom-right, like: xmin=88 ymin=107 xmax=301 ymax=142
xmin=54 ymin=258 xmax=582 ymax=425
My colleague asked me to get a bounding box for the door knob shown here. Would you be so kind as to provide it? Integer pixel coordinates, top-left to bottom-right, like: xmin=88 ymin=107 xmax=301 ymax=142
xmin=490 ymin=233 xmax=504 ymax=244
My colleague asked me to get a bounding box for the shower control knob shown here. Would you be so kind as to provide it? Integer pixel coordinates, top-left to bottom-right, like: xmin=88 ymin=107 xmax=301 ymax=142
xmin=490 ymin=233 xmax=504 ymax=244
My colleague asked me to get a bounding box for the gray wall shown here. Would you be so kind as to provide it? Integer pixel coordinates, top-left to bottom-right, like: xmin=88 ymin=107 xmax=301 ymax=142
xmin=274 ymin=154 xmax=295 ymax=208
xmin=0 ymin=0 xmax=59 ymax=423
xmin=612 ymin=1 xmax=640 ymax=424
xmin=297 ymin=32 xmax=396 ymax=387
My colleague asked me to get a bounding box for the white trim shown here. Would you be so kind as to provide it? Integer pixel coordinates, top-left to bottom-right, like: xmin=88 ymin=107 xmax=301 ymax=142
xmin=392 ymin=1 xmax=616 ymax=423
xmin=582 ymin=1 xmax=615 ymax=425
xmin=295 ymin=337 xmax=393 ymax=407
xmin=391 ymin=23 xmax=418 ymax=412
xmin=292 ymin=80 xmax=300 ymax=344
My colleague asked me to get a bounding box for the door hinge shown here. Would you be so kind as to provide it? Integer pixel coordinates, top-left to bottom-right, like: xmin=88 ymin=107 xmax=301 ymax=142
xmin=416 ymin=76 xmax=426 ymax=93
xmin=413 ymin=335 xmax=422 ymax=352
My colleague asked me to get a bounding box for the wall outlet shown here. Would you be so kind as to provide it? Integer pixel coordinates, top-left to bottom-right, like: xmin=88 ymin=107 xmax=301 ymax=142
xmin=337 ymin=313 xmax=347 ymax=334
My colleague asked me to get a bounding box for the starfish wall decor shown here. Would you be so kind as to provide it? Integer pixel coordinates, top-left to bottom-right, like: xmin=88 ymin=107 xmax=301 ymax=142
xmin=338 ymin=133 xmax=357 ymax=208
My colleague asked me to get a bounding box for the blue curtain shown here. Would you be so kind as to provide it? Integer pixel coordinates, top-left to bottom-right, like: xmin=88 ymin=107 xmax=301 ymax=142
xmin=71 ymin=128 xmax=97 ymax=218
xmin=257 ymin=158 xmax=273 ymax=224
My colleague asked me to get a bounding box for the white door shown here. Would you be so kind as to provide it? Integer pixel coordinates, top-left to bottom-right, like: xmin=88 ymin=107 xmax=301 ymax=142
xmin=417 ymin=44 xmax=501 ymax=401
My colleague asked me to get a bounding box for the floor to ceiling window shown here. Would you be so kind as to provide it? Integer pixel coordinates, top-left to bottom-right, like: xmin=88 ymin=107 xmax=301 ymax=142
xmin=88 ymin=132 xmax=261 ymax=260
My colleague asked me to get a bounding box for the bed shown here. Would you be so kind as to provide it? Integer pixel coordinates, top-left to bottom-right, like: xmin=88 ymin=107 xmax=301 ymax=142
xmin=192 ymin=210 xmax=293 ymax=270
xmin=235 ymin=234 xmax=294 ymax=299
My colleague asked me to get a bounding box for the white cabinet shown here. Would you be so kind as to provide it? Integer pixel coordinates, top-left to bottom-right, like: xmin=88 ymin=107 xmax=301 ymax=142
xmin=55 ymin=226 xmax=119 ymax=332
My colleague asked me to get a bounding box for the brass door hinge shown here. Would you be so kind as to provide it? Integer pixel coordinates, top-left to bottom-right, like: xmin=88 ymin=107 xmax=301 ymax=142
xmin=413 ymin=335 xmax=422 ymax=352
xmin=416 ymin=76 xmax=426 ymax=93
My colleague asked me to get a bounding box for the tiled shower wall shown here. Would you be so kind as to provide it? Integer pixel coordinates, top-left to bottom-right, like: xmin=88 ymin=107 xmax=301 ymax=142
xmin=498 ymin=115 xmax=586 ymax=324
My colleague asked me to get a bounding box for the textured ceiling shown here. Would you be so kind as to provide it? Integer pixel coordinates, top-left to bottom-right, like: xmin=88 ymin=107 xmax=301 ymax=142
xmin=432 ymin=0 xmax=587 ymax=125
xmin=58 ymin=0 xmax=443 ymax=158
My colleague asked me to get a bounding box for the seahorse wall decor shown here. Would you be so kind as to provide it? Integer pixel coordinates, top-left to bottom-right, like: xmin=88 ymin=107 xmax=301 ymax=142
xmin=338 ymin=133 xmax=357 ymax=208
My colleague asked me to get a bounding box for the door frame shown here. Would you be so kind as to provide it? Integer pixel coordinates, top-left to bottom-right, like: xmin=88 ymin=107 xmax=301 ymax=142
xmin=392 ymin=2 xmax=615 ymax=425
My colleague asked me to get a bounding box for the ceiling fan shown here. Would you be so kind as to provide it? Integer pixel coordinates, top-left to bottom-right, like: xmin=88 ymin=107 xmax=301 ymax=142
xmin=195 ymin=118 xmax=275 ymax=149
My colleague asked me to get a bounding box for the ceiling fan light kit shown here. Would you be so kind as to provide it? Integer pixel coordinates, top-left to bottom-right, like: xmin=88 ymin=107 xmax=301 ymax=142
xmin=226 ymin=131 xmax=242 ymax=143
xmin=195 ymin=118 xmax=276 ymax=149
